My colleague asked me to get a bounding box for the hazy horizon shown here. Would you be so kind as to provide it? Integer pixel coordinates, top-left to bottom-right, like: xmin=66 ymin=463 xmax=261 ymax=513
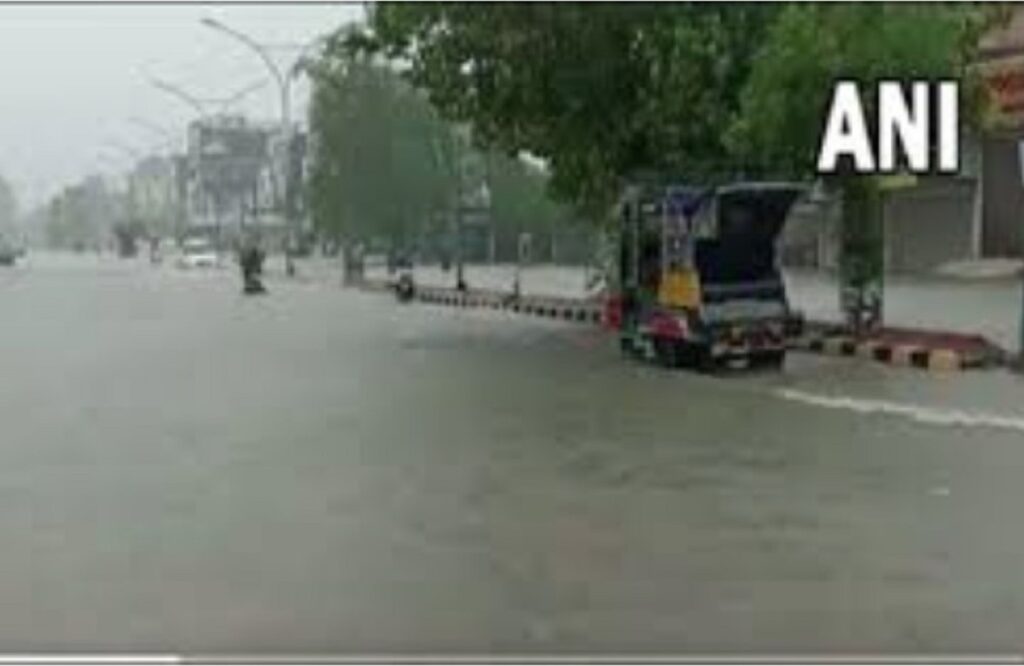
xmin=0 ymin=3 xmax=362 ymax=213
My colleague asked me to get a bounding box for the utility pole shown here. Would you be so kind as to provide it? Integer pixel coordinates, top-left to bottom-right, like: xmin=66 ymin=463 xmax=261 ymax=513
xmin=453 ymin=128 xmax=466 ymax=291
xmin=455 ymin=178 xmax=466 ymax=291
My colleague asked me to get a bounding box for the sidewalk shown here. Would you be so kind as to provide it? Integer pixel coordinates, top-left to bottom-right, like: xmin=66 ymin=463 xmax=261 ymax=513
xmin=380 ymin=263 xmax=1022 ymax=354
xmin=786 ymin=269 xmax=1021 ymax=353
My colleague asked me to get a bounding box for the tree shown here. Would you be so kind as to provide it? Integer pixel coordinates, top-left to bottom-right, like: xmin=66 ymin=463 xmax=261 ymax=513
xmin=307 ymin=54 xmax=460 ymax=256
xmin=342 ymin=3 xmax=781 ymax=216
xmin=486 ymin=153 xmax=576 ymax=262
xmin=726 ymin=3 xmax=997 ymax=330
xmin=727 ymin=4 xmax=995 ymax=175
xmin=44 ymin=176 xmax=119 ymax=251
xmin=0 ymin=174 xmax=17 ymax=239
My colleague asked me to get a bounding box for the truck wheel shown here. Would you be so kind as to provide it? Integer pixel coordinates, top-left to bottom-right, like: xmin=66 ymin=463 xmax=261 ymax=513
xmin=750 ymin=349 xmax=785 ymax=370
xmin=687 ymin=344 xmax=717 ymax=374
xmin=654 ymin=338 xmax=682 ymax=368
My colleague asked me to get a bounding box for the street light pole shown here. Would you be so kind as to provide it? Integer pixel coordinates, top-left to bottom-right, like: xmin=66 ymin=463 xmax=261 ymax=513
xmin=200 ymin=17 xmax=323 ymax=278
xmin=453 ymin=128 xmax=468 ymax=291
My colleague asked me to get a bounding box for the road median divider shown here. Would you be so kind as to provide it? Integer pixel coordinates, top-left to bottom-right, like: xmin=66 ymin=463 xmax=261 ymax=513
xmin=796 ymin=322 xmax=1005 ymax=371
xmin=356 ymin=277 xmax=1004 ymax=372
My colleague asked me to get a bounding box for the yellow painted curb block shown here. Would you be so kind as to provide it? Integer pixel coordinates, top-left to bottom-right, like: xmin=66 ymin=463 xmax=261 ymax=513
xmin=891 ymin=345 xmax=922 ymax=367
xmin=855 ymin=341 xmax=881 ymax=359
xmin=928 ymin=349 xmax=962 ymax=372
xmin=823 ymin=337 xmax=850 ymax=355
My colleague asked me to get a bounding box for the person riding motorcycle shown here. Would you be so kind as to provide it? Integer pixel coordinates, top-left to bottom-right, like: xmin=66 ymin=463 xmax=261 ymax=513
xmin=239 ymin=236 xmax=266 ymax=294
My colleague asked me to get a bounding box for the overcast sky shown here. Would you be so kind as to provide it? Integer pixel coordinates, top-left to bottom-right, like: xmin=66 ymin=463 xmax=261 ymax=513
xmin=0 ymin=3 xmax=363 ymax=210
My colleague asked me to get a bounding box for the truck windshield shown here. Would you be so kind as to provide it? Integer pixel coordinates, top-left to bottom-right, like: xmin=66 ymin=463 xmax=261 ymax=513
xmin=695 ymin=187 xmax=801 ymax=285
xmin=695 ymin=237 xmax=777 ymax=285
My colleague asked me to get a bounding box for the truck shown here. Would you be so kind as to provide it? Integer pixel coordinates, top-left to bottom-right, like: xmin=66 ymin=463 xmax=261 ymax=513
xmin=608 ymin=181 xmax=806 ymax=371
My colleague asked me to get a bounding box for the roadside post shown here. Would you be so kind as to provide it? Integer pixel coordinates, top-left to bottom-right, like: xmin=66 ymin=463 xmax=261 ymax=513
xmin=838 ymin=176 xmax=885 ymax=336
xmin=515 ymin=232 xmax=532 ymax=300
xmin=1017 ymin=264 xmax=1024 ymax=368
xmin=455 ymin=207 xmax=466 ymax=291
xmin=1017 ymin=140 xmax=1024 ymax=368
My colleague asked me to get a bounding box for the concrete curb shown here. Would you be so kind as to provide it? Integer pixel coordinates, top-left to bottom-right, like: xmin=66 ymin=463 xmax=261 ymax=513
xmin=413 ymin=285 xmax=604 ymax=325
xmin=358 ymin=278 xmax=1000 ymax=372
xmin=795 ymin=334 xmax=989 ymax=371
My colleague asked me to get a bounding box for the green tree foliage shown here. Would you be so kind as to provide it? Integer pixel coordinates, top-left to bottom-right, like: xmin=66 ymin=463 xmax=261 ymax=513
xmin=485 ymin=153 xmax=575 ymax=260
xmin=45 ymin=176 xmax=118 ymax=250
xmin=308 ymin=46 xmax=576 ymax=263
xmin=725 ymin=3 xmax=997 ymax=329
xmin=0 ymin=174 xmax=17 ymax=237
xmin=308 ymin=54 xmax=460 ymax=249
xmin=727 ymin=3 xmax=996 ymax=176
xmin=345 ymin=2 xmax=781 ymax=215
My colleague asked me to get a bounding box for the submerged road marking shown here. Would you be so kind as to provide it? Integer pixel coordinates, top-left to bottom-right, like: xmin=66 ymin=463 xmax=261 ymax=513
xmin=775 ymin=388 xmax=1024 ymax=434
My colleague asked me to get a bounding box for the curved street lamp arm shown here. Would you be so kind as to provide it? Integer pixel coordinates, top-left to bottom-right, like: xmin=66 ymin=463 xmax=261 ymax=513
xmin=149 ymin=78 xmax=207 ymax=117
xmin=201 ymin=17 xmax=285 ymax=88
xmin=288 ymin=33 xmax=334 ymax=80
xmin=213 ymin=78 xmax=269 ymax=113
xmin=103 ymin=139 xmax=144 ymax=161
xmin=128 ymin=117 xmax=177 ymax=142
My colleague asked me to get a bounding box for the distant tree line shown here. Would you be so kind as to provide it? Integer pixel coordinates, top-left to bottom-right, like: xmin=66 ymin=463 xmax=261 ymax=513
xmin=305 ymin=48 xmax=586 ymax=266
xmin=44 ymin=176 xmax=122 ymax=252
xmin=337 ymin=3 xmax=997 ymax=209
xmin=303 ymin=1 xmax=1003 ymax=291
xmin=0 ymin=174 xmax=18 ymax=242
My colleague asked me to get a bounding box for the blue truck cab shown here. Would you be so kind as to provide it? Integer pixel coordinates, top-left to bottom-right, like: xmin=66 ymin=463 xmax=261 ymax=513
xmin=614 ymin=181 xmax=805 ymax=371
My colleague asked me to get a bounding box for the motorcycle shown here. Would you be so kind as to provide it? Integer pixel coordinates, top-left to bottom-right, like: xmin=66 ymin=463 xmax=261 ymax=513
xmin=241 ymin=246 xmax=267 ymax=295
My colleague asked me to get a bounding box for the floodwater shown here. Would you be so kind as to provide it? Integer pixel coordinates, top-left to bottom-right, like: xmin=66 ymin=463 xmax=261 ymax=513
xmin=1 ymin=253 xmax=1024 ymax=656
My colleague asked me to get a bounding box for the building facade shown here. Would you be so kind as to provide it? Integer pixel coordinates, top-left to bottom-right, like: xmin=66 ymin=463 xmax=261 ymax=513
xmin=184 ymin=115 xmax=268 ymax=247
xmin=181 ymin=114 xmax=311 ymax=249
xmin=975 ymin=7 xmax=1024 ymax=260
xmin=127 ymin=155 xmax=182 ymax=240
xmin=780 ymin=9 xmax=1024 ymax=274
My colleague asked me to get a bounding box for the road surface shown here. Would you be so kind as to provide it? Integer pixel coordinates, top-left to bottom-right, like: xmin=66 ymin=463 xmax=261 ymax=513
xmin=1 ymin=252 xmax=1024 ymax=656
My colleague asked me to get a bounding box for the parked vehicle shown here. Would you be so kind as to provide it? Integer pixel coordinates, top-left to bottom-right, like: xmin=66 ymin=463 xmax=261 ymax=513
xmin=609 ymin=181 xmax=806 ymax=371
xmin=176 ymin=237 xmax=221 ymax=270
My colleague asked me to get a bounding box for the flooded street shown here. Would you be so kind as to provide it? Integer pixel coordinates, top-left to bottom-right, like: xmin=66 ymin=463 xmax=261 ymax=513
xmin=2 ymin=254 xmax=1024 ymax=655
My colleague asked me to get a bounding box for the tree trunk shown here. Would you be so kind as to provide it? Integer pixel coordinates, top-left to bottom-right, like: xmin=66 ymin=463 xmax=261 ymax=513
xmin=342 ymin=241 xmax=361 ymax=287
xmin=839 ymin=176 xmax=884 ymax=335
